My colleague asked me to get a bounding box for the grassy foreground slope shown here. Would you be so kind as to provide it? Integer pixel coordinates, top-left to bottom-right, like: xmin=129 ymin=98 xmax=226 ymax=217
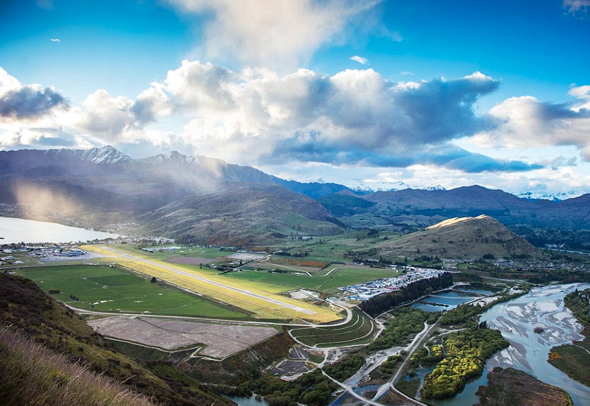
xmin=0 ymin=327 xmax=155 ymax=406
xmin=0 ymin=273 xmax=232 ymax=406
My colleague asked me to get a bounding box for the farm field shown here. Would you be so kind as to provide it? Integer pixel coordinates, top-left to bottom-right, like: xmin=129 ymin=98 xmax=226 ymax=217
xmin=224 ymin=267 xmax=401 ymax=293
xmin=82 ymin=245 xmax=339 ymax=323
xmin=16 ymin=265 xmax=250 ymax=319
xmin=266 ymin=232 xmax=403 ymax=262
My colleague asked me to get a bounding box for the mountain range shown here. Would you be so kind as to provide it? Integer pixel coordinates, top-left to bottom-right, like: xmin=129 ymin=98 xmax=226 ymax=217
xmin=0 ymin=146 xmax=589 ymax=244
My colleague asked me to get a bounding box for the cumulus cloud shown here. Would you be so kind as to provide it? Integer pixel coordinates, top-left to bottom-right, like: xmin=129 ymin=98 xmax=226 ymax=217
xmin=154 ymin=61 xmax=526 ymax=173
xmin=473 ymin=86 xmax=590 ymax=159
xmin=164 ymin=60 xmax=235 ymax=111
xmin=351 ymin=55 xmax=369 ymax=65
xmin=77 ymin=91 xmax=146 ymax=142
xmin=0 ymin=127 xmax=76 ymax=148
xmin=75 ymin=83 xmax=174 ymax=143
xmin=0 ymin=68 xmax=69 ymax=120
xmin=167 ymin=0 xmax=380 ymax=70
xmin=0 ymin=63 xmax=553 ymax=176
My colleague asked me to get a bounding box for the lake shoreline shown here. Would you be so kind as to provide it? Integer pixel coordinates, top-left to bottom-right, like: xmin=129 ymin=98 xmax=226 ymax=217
xmin=0 ymin=216 xmax=120 ymax=244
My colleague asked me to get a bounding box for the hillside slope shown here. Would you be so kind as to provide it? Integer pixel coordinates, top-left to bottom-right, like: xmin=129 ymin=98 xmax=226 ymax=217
xmin=330 ymin=185 xmax=590 ymax=231
xmin=140 ymin=183 xmax=344 ymax=245
xmin=0 ymin=326 xmax=156 ymax=406
xmin=0 ymin=273 xmax=232 ymax=406
xmin=0 ymin=146 xmax=347 ymax=241
xmin=378 ymin=215 xmax=543 ymax=260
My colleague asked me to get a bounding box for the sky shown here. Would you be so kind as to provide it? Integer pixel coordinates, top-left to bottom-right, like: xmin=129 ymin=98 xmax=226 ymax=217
xmin=0 ymin=0 xmax=589 ymax=195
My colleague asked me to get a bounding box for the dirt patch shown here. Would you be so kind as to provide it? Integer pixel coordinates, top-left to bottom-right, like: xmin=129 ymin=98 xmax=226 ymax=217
xmin=290 ymin=290 xmax=318 ymax=300
xmin=164 ymin=257 xmax=216 ymax=265
xmin=264 ymin=257 xmax=329 ymax=270
xmin=229 ymin=253 xmax=267 ymax=261
xmin=89 ymin=316 xmax=277 ymax=359
xmin=273 ymin=360 xmax=310 ymax=376
xmin=380 ymin=389 xmax=417 ymax=406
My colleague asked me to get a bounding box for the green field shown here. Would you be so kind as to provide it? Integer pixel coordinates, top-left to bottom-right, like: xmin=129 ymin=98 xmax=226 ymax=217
xmin=222 ymin=267 xmax=400 ymax=293
xmin=290 ymin=308 xmax=379 ymax=347
xmin=16 ymin=265 xmax=251 ymax=319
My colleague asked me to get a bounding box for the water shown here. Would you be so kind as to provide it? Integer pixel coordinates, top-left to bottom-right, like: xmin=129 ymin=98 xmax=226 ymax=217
xmin=454 ymin=287 xmax=495 ymax=296
xmin=226 ymin=395 xmax=269 ymax=406
xmin=0 ymin=216 xmax=120 ymax=244
xmin=480 ymin=283 xmax=590 ymax=406
xmin=381 ymin=284 xmax=590 ymax=405
xmin=423 ymin=368 xmax=489 ymax=406
xmin=412 ymin=302 xmax=448 ymax=312
xmin=412 ymin=290 xmax=479 ymax=312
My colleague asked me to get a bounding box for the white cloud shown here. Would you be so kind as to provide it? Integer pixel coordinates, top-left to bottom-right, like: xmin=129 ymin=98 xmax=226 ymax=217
xmin=0 ymin=62 xmax=567 ymax=178
xmin=50 ymin=38 xmax=61 ymax=42
xmin=156 ymin=61 xmax=528 ymax=173
xmin=164 ymin=60 xmax=235 ymax=112
xmin=167 ymin=0 xmax=381 ymax=70
xmin=350 ymin=55 xmax=369 ymax=65
xmin=0 ymin=68 xmax=69 ymax=121
xmin=471 ymin=87 xmax=590 ymax=158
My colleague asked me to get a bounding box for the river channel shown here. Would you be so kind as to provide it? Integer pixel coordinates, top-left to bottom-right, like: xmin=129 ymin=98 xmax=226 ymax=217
xmin=410 ymin=283 xmax=590 ymax=406
xmin=480 ymin=283 xmax=590 ymax=406
xmin=329 ymin=283 xmax=590 ymax=406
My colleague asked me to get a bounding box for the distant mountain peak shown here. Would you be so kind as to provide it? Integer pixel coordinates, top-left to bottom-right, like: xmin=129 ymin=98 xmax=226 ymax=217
xmin=81 ymin=145 xmax=132 ymax=164
xmin=39 ymin=145 xmax=131 ymax=165
xmin=425 ymin=184 xmax=446 ymax=191
xmin=517 ymin=190 xmax=583 ymax=202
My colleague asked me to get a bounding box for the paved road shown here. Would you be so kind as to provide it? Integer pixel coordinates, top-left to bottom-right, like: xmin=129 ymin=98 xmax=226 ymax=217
xmin=371 ymin=321 xmax=437 ymax=404
xmin=100 ymin=246 xmax=316 ymax=315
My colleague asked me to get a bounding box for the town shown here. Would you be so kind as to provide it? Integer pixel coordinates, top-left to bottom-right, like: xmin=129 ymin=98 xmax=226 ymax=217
xmin=339 ymin=267 xmax=446 ymax=301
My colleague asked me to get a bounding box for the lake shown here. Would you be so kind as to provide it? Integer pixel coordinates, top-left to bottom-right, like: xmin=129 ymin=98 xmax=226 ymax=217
xmin=411 ymin=289 xmax=482 ymax=312
xmin=226 ymin=395 xmax=269 ymax=406
xmin=0 ymin=216 xmax=120 ymax=244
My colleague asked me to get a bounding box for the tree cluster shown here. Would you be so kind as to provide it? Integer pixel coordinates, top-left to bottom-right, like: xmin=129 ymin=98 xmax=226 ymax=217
xmin=368 ymin=308 xmax=437 ymax=351
xmin=564 ymin=288 xmax=590 ymax=327
xmin=421 ymin=327 xmax=509 ymax=400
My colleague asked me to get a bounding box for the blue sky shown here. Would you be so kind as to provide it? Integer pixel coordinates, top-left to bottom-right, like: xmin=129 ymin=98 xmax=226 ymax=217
xmin=1 ymin=0 xmax=589 ymax=195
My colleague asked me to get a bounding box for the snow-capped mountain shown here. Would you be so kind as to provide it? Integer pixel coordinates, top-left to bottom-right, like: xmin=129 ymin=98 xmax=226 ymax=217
xmin=345 ymin=179 xmax=412 ymax=193
xmin=80 ymin=145 xmax=132 ymax=164
xmin=342 ymin=179 xmax=447 ymax=194
xmin=517 ymin=191 xmax=584 ymax=202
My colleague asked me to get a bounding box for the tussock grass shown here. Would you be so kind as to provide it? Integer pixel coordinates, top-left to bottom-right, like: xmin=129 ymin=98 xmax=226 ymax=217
xmin=0 ymin=326 xmax=156 ymax=406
